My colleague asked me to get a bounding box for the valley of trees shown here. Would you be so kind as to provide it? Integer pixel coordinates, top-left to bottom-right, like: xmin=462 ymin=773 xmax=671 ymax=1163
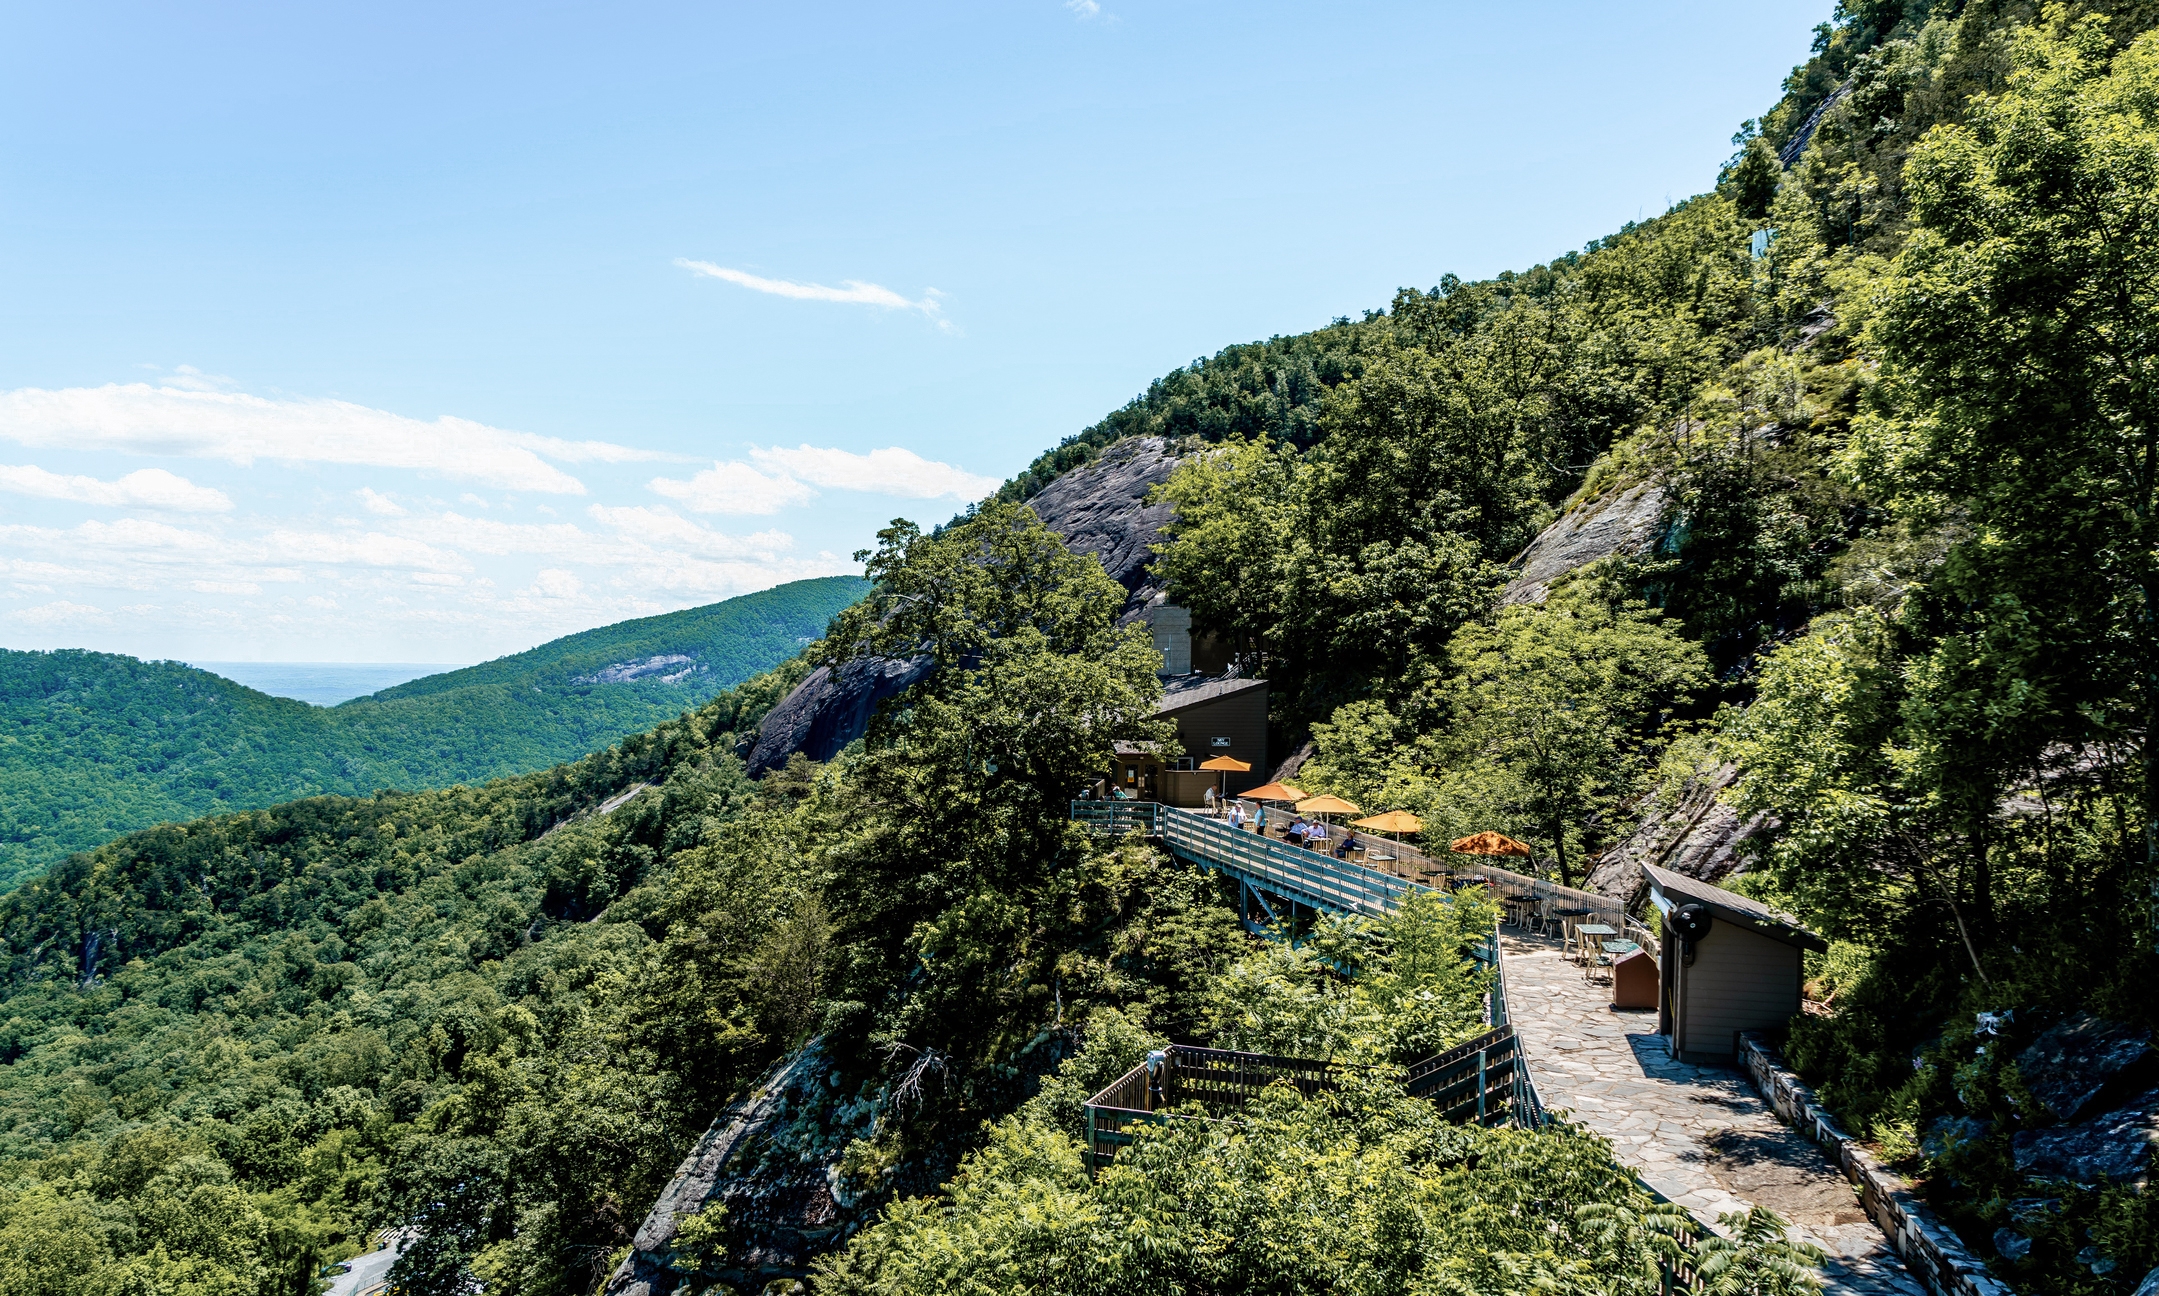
xmin=0 ymin=576 xmax=866 ymax=888
xmin=6 ymin=2 xmax=2159 ymax=1293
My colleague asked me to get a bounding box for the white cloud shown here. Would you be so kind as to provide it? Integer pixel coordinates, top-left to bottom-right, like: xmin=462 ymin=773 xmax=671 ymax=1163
xmin=0 ymin=463 xmax=233 ymax=512
xmin=749 ymin=444 xmax=998 ymax=500
xmin=531 ymin=568 xmax=582 ymax=599
xmin=358 ymin=488 xmax=405 ymax=516
xmin=676 ymin=259 xmax=953 ymax=330
xmin=648 ymin=461 xmax=816 ymax=515
xmin=263 ymin=528 xmax=469 ymax=573
xmin=11 ymin=600 xmax=112 ymax=627
xmin=0 ymin=383 xmax=663 ymax=494
xmin=646 ymin=445 xmax=994 ymax=515
xmin=1066 ymin=0 xmax=1102 ymax=15
xmin=586 ymin=504 xmax=796 ymax=560
xmin=190 ymin=579 xmax=260 ymax=595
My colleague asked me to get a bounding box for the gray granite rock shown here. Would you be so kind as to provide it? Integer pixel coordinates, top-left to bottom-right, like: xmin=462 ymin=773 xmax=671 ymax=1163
xmin=745 ymin=436 xmax=1190 ymax=775
xmin=1585 ymin=761 xmax=1774 ymax=901
xmin=1024 ymin=435 xmax=1182 ymax=600
xmin=2015 ymin=1016 xmax=2151 ymax=1122
xmin=745 ymin=655 xmax=932 ymax=776
xmin=1923 ymin=1115 xmax=1991 ymax=1162
xmin=2133 ymin=1261 xmax=2159 ymax=1296
xmin=1503 ymin=482 xmax=1668 ymax=606
xmin=1992 ymin=1229 xmax=2031 ymax=1262
xmin=605 ymin=1044 xmax=857 ymax=1295
xmin=2012 ymin=1089 xmax=2159 ymax=1182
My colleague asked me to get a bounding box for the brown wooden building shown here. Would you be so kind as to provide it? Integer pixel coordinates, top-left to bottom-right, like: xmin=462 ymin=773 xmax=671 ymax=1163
xmin=1108 ymin=674 xmax=1268 ymax=805
xmin=1644 ymin=863 xmax=1827 ymax=1061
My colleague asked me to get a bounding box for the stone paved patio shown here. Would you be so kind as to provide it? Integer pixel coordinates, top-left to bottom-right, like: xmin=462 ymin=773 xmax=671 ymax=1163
xmin=1501 ymin=931 xmax=1926 ymax=1296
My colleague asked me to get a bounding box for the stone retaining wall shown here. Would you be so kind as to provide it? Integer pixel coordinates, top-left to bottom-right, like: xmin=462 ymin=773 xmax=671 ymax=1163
xmin=1737 ymin=1032 xmax=2013 ymax=1296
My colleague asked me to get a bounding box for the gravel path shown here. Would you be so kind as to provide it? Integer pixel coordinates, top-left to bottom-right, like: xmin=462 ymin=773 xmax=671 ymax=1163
xmin=1501 ymin=931 xmax=1925 ymax=1296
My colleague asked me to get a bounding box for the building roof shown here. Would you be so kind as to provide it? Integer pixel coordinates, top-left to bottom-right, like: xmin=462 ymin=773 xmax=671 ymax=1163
xmin=1641 ymin=863 xmax=1829 ymax=953
xmin=1155 ymin=672 xmax=1267 ymax=715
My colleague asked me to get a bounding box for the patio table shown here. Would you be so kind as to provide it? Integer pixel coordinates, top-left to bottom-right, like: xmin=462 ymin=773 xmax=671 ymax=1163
xmin=1572 ymin=923 xmax=1616 ymax=964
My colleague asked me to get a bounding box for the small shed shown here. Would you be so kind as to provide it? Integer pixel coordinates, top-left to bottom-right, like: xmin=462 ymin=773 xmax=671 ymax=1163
xmin=1642 ymin=864 xmax=1827 ymax=1061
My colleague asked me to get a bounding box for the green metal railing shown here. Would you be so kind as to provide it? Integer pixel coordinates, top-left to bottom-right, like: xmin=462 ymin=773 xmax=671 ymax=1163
xmin=1075 ymin=801 xmax=1417 ymax=918
xmin=1081 ymin=921 xmax=1548 ymax=1172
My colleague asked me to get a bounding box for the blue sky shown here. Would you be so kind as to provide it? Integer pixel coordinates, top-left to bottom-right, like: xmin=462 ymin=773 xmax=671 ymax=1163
xmin=0 ymin=0 xmax=1828 ymax=664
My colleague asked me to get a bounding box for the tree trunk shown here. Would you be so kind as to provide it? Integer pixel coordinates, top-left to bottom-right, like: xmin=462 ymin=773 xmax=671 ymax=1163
xmin=1551 ymin=816 xmax=1571 ymax=889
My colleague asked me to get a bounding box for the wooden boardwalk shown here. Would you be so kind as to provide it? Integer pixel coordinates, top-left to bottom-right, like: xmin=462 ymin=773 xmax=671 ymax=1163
xmin=1500 ymin=931 xmax=1925 ymax=1296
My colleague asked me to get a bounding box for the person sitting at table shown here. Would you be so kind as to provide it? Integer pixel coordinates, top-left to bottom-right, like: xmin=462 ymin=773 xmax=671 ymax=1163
xmin=1334 ymin=829 xmax=1357 ymax=859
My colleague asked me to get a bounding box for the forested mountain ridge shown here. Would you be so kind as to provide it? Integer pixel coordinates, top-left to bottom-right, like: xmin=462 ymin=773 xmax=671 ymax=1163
xmin=0 ymin=575 xmax=866 ymax=889
xmin=9 ymin=2 xmax=2159 ymax=1295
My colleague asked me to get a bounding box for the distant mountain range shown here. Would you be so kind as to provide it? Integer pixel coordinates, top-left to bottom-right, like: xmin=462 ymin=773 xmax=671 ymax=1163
xmin=0 ymin=575 xmax=867 ymax=888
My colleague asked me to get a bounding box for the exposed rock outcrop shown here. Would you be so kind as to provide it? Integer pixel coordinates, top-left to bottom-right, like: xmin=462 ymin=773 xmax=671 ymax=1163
xmin=1025 ymin=435 xmax=1183 ymax=613
xmin=574 ymin=654 xmax=700 ymax=685
xmin=2017 ymin=1017 xmax=2153 ymax=1123
xmin=1502 ymin=482 xmax=1667 ymax=606
xmin=605 ymin=1043 xmax=873 ymax=1295
xmin=2011 ymin=1089 xmax=2159 ymax=1183
xmin=1583 ymin=761 xmax=1773 ymax=902
xmin=745 ymin=655 xmax=933 ymax=776
xmin=745 ymin=436 xmax=1190 ymax=774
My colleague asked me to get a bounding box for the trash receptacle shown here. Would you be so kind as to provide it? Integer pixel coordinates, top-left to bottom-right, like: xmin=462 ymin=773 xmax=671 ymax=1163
xmin=1612 ymin=948 xmax=1658 ymax=1010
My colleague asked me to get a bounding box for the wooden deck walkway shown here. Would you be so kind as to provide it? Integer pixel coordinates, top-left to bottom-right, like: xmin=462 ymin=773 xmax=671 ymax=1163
xmin=1500 ymin=931 xmax=1925 ymax=1296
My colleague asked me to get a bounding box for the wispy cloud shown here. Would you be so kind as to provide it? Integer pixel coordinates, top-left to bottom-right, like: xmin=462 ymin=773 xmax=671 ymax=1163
xmin=750 ymin=444 xmax=999 ymax=499
xmin=1066 ymin=0 xmax=1102 ymax=16
xmin=0 ymin=383 xmax=664 ymax=494
xmin=675 ymin=259 xmax=953 ymax=330
xmin=10 ymin=600 xmax=112 ymax=627
xmin=357 ymin=487 xmax=405 ymax=516
xmin=647 ymin=444 xmax=996 ymax=515
xmin=0 ymin=464 xmax=232 ymax=512
xmin=647 ymin=461 xmax=817 ymax=515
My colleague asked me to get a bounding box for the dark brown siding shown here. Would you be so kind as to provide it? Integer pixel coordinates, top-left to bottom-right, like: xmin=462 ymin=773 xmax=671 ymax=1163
xmin=1164 ymin=684 xmax=1269 ymax=794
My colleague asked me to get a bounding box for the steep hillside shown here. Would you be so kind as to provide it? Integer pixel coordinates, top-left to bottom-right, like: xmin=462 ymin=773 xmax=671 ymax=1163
xmin=14 ymin=4 xmax=2159 ymax=1295
xmin=0 ymin=576 xmax=866 ymax=888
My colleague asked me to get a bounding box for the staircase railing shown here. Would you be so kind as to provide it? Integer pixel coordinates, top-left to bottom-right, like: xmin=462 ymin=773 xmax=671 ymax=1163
xmin=1082 ymin=921 xmax=1549 ymax=1172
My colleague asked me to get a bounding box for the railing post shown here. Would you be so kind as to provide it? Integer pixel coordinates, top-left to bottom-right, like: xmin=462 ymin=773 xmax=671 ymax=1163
xmin=1476 ymin=1047 xmax=1488 ymax=1124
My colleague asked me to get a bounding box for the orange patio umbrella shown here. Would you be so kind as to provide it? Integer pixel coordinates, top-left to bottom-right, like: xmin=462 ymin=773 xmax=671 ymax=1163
xmin=1450 ymin=830 xmax=1534 ymax=856
xmin=1199 ymin=755 xmax=1252 ymax=806
xmin=1353 ymin=810 xmax=1424 ymax=836
xmin=1239 ymin=781 xmax=1306 ymax=803
xmin=1295 ymin=793 xmax=1359 ymax=819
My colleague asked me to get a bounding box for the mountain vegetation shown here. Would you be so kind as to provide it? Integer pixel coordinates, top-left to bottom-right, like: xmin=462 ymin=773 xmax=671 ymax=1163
xmin=8 ymin=2 xmax=2159 ymax=1294
xmin=0 ymin=576 xmax=866 ymax=889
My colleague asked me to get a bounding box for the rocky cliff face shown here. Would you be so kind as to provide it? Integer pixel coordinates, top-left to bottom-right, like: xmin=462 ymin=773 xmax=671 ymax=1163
xmin=745 ymin=655 xmax=933 ymax=776
xmin=1582 ymin=761 xmax=1774 ymax=904
xmin=744 ymin=437 xmax=1189 ymax=775
xmin=1503 ymin=481 xmax=1668 ymax=606
xmin=1024 ymin=435 xmax=1183 ymax=616
xmin=603 ymin=1043 xmax=879 ymax=1295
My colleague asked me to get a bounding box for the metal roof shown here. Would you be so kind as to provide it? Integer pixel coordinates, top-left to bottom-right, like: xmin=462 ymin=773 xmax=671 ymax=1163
xmin=1641 ymin=863 xmax=1828 ymax=953
xmin=1155 ymin=673 xmax=1267 ymax=715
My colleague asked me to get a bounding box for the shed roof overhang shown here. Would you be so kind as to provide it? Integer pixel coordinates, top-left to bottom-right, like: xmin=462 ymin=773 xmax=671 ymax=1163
xmin=1641 ymin=863 xmax=1829 ymax=954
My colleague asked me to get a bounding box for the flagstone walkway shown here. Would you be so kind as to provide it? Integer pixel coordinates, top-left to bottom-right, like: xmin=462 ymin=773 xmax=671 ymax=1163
xmin=1500 ymin=932 xmax=1927 ymax=1296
